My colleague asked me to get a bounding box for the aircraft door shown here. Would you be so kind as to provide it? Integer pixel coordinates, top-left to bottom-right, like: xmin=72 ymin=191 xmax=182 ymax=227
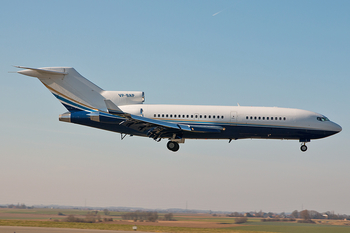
xmin=140 ymin=108 xmax=144 ymax=117
xmin=230 ymin=111 xmax=237 ymax=123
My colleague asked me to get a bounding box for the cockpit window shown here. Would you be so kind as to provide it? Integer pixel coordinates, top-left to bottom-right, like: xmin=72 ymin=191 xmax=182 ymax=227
xmin=317 ymin=116 xmax=330 ymax=122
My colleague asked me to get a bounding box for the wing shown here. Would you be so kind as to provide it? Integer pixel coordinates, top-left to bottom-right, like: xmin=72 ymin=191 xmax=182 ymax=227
xmin=120 ymin=114 xmax=224 ymax=140
xmin=120 ymin=114 xmax=191 ymax=139
xmin=104 ymin=100 xmax=224 ymax=140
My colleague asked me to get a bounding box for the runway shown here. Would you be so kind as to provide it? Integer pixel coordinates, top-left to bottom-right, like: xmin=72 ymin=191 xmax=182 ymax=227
xmin=0 ymin=226 xmax=156 ymax=233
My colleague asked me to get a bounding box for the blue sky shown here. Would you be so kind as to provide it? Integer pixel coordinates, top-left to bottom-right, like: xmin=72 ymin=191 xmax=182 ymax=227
xmin=1 ymin=0 xmax=350 ymax=214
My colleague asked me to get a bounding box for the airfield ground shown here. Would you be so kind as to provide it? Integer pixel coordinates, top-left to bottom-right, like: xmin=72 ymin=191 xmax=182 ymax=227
xmin=0 ymin=226 xmax=153 ymax=233
xmin=0 ymin=208 xmax=350 ymax=233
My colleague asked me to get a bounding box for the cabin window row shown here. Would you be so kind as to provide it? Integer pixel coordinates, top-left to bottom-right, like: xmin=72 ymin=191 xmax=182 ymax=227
xmin=246 ymin=116 xmax=286 ymax=121
xmin=154 ymin=114 xmax=224 ymax=119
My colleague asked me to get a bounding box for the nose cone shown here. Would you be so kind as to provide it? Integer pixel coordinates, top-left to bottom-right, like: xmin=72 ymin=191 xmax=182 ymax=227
xmin=320 ymin=121 xmax=342 ymax=138
xmin=331 ymin=122 xmax=342 ymax=133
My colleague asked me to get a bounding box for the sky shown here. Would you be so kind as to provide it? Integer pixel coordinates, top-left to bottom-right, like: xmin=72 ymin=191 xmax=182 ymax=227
xmin=1 ymin=0 xmax=349 ymax=214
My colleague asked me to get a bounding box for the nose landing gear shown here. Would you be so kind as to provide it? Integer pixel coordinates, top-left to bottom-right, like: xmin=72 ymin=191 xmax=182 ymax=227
xmin=300 ymin=143 xmax=307 ymax=152
xmin=299 ymin=139 xmax=310 ymax=152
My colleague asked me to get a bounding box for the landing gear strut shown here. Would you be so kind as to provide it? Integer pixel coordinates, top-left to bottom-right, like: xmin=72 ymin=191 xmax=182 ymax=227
xmin=300 ymin=143 xmax=307 ymax=152
xmin=299 ymin=139 xmax=310 ymax=152
xmin=167 ymin=141 xmax=179 ymax=152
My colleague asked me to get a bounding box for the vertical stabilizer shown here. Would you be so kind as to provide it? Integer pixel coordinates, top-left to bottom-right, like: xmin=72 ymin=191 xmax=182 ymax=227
xmin=17 ymin=66 xmax=107 ymax=112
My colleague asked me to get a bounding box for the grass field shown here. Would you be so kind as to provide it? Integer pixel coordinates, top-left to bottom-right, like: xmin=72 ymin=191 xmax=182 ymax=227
xmin=0 ymin=208 xmax=350 ymax=233
xmin=228 ymin=221 xmax=350 ymax=233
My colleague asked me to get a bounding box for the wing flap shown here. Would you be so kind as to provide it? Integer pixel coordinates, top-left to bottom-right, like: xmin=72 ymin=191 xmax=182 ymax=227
xmin=188 ymin=125 xmax=223 ymax=133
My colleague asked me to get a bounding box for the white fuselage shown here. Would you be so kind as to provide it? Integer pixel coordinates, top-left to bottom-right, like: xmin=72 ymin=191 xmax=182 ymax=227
xmin=120 ymin=104 xmax=341 ymax=135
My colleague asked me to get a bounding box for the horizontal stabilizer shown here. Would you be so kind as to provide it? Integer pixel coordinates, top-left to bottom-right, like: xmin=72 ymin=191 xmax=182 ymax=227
xmin=15 ymin=66 xmax=68 ymax=76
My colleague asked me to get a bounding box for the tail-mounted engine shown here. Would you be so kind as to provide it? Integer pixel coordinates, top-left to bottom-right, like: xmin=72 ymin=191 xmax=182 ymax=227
xmin=101 ymin=91 xmax=144 ymax=106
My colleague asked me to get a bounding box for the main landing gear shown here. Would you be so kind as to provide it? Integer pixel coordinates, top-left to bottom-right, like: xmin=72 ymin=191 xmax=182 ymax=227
xmin=166 ymin=134 xmax=184 ymax=152
xmin=167 ymin=141 xmax=179 ymax=152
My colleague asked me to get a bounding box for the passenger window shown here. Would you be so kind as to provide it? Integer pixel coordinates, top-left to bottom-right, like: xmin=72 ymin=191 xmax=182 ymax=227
xmin=158 ymin=114 xmax=160 ymax=117
xmin=162 ymin=114 xmax=164 ymax=117
xmin=195 ymin=115 xmax=198 ymax=118
xmin=221 ymin=116 xmax=224 ymax=119
xmin=283 ymin=117 xmax=286 ymax=120
xmin=254 ymin=116 xmax=257 ymax=120
xmin=267 ymin=117 xmax=269 ymax=120
xmin=271 ymin=117 xmax=273 ymax=120
xmin=250 ymin=116 xmax=252 ymax=120
xmin=213 ymin=115 xmax=215 ymax=119
xmin=200 ymin=115 xmax=202 ymax=118
xmin=182 ymin=115 xmax=185 ymax=118
xmin=263 ymin=117 xmax=265 ymax=120
xmin=166 ymin=114 xmax=168 ymax=117
xmin=204 ymin=115 xmax=207 ymax=118
xmin=246 ymin=116 xmax=248 ymax=119
xmin=170 ymin=114 xmax=172 ymax=118
xmin=209 ymin=115 xmax=211 ymax=118
xmin=187 ymin=115 xmax=189 ymax=118
xmin=258 ymin=117 xmax=261 ymax=120
xmin=275 ymin=117 xmax=278 ymax=120
xmin=279 ymin=117 xmax=282 ymax=120
xmin=154 ymin=114 xmax=156 ymax=117
xmin=191 ymin=115 xmax=193 ymax=118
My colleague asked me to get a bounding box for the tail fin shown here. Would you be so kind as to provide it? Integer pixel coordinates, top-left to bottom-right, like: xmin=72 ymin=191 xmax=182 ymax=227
xmin=17 ymin=66 xmax=108 ymax=112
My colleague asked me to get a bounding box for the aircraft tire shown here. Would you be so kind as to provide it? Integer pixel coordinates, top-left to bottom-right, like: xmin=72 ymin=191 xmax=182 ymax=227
xmin=300 ymin=145 xmax=307 ymax=152
xmin=167 ymin=141 xmax=179 ymax=152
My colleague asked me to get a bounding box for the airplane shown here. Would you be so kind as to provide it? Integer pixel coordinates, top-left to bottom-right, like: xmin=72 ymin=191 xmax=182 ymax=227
xmin=16 ymin=66 xmax=342 ymax=152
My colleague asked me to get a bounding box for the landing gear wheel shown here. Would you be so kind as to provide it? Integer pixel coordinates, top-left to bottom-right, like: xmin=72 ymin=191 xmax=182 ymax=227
xmin=167 ymin=141 xmax=179 ymax=152
xmin=300 ymin=145 xmax=307 ymax=152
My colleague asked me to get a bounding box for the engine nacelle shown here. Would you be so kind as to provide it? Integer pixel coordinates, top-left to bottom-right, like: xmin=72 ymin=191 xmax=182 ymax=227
xmin=101 ymin=91 xmax=144 ymax=106
xmin=59 ymin=111 xmax=124 ymax=124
